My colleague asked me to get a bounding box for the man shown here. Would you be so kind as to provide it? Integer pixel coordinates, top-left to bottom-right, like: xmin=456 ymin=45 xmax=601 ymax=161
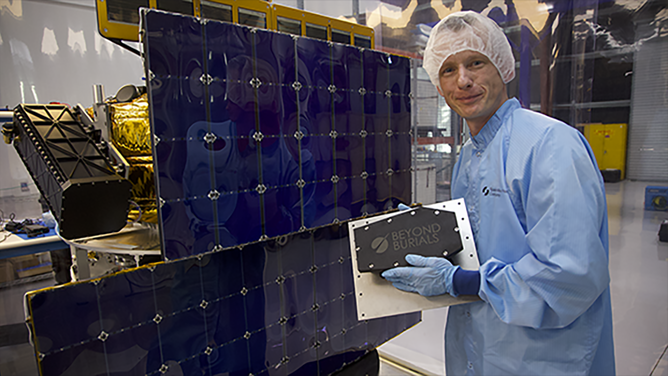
xmin=382 ymin=11 xmax=615 ymax=375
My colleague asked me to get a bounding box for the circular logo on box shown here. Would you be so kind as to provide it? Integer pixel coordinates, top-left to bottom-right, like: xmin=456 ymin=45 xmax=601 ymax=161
xmin=371 ymin=235 xmax=389 ymax=254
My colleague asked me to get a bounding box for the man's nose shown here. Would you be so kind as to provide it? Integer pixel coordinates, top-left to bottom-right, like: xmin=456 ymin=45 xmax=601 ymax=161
xmin=457 ymin=68 xmax=473 ymax=88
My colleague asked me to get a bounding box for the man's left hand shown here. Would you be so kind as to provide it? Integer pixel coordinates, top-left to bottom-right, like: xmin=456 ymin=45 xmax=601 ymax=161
xmin=381 ymin=254 xmax=460 ymax=297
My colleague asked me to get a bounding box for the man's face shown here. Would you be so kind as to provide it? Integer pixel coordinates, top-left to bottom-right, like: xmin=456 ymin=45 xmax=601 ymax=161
xmin=436 ymin=50 xmax=508 ymax=133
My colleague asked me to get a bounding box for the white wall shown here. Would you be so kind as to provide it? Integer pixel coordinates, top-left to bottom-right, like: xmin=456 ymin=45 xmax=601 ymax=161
xmin=0 ymin=0 xmax=144 ymax=199
xmin=627 ymin=35 xmax=668 ymax=182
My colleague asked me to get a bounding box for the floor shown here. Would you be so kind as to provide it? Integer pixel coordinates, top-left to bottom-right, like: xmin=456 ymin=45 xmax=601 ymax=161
xmin=1 ymin=180 xmax=666 ymax=376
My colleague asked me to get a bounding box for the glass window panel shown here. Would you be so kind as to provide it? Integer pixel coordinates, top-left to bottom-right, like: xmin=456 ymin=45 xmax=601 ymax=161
xmin=354 ymin=34 xmax=372 ymax=48
xmin=106 ymin=0 xmax=148 ymax=24
xmin=156 ymin=0 xmax=193 ymax=15
xmin=200 ymin=0 xmax=232 ymax=22
xmin=277 ymin=16 xmax=301 ymax=35
xmin=305 ymin=23 xmax=327 ymax=41
xmin=331 ymin=29 xmax=350 ymax=45
xmin=238 ymin=8 xmax=266 ymax=28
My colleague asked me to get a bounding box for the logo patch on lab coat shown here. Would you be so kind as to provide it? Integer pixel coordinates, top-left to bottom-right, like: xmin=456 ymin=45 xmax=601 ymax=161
xmin=482 ymin=186 xmax=508 ymax=197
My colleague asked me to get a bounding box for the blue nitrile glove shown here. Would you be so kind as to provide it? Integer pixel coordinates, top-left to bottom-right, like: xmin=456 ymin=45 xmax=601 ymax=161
xmin=398 ymin=203 xmax=411 ymax=211
xmin=381 ymin=254 xmax=460 ymax=297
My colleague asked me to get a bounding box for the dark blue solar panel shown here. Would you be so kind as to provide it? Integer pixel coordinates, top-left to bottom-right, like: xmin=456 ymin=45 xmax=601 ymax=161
xmin=25 ymin=9 xmax=418 ymax=376
xmin=146 ymin=9 xmax=411 ymax=259
xmin=27 ymin=224 xmax=420 ymax=375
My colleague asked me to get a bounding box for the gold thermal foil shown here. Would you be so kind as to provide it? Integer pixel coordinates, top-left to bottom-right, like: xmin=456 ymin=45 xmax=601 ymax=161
xmin=126 ymin=159 xmax=157 ymax=224
xmin=109 ymin=94 xmax=151 ymax=156
xmin=86 ymin=106 xmax=95 ymax=121
xmin=107 ymin=94 xmax=157 ymax=224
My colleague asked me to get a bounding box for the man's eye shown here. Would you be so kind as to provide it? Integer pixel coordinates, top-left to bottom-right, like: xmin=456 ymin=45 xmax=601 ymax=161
xmin=472 ymin=60 xmax=484 ymax=67
xmin=441 ymin=67 xmax=454 ymax=75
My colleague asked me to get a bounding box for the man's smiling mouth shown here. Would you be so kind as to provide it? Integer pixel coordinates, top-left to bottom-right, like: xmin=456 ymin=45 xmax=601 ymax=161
xmin=457 ymin=92 xmax=483 ymax=103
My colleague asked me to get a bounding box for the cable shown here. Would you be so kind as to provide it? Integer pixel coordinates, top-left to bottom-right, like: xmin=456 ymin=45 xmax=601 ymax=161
xmin=128 ymin=200 xmax=142 ymax=223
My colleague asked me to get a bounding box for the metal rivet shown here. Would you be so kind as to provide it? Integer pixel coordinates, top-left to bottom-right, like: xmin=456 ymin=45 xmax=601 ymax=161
xmin=208 ymin=190 xmax=220 ymax=200
xmin=204 ymin=132 xmax=216 ymax=143
xmin=200 ymin=74 xmax=213 ymax=86
xmin=98 ymin=331 xmax=108 ymax=342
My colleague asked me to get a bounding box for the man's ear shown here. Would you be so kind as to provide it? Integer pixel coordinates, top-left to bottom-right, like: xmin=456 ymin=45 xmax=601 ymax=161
xmin=436 ymin=85 xmax=444 ymax=97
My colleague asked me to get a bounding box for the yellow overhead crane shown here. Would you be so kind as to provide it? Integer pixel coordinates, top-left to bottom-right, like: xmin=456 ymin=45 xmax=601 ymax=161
xmin=96 ymin=0 xmax=374 ymax=48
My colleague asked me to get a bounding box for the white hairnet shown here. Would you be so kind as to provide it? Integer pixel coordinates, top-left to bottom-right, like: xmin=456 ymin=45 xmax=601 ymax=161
xmin=423 ymin=11 xmax=515 ymax=90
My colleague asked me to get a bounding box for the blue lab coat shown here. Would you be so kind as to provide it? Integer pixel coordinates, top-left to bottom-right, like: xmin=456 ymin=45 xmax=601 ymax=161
xmin=447 ymin=98 xmax=616 ymax=375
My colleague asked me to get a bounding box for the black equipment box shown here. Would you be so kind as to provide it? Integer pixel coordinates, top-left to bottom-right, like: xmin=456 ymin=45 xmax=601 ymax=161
xmin=601 ymin=169 xmax=622 ymax=183
xmin=7 ymin=104 xmax=132 ymax=239
xmin=354 ymin=207 xmax=463 ymax=273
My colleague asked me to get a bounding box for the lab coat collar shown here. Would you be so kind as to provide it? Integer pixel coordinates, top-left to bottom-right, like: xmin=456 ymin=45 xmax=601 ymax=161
xmin=470 ymin=98 xmax=520 ymax=151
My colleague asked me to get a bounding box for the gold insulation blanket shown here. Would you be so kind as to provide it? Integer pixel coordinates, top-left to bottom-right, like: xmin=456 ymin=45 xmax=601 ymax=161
xmin=108 ymin=95 xmax=157 ymax=223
